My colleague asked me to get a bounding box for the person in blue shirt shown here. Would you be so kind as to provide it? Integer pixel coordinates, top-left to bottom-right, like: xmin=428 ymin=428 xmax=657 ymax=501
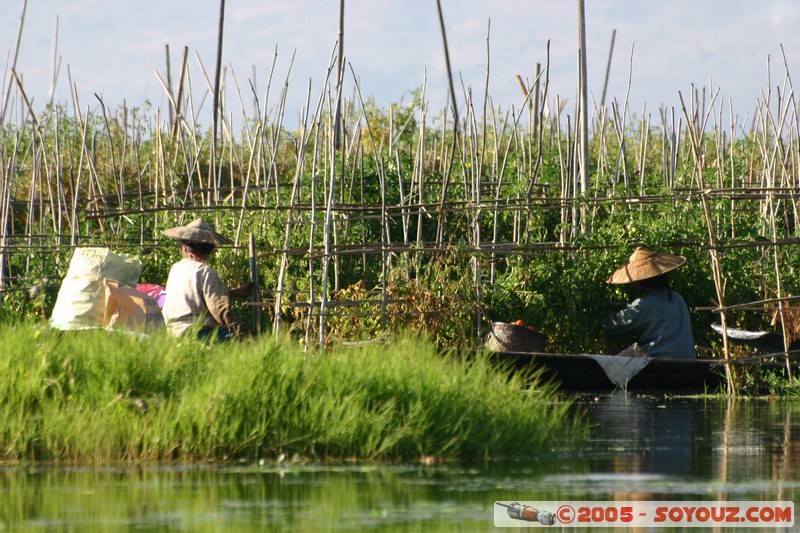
xmin=600 ymin=248 xmax=696 ymax=359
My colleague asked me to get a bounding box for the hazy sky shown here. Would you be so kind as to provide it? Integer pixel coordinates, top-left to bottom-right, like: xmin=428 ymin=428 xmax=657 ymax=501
xmin=3 ymin=0 xmax=799 ymax=130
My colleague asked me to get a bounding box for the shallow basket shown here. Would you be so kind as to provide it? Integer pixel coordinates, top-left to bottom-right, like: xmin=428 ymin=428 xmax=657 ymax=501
xmin=485 ymin=322 xmax=547 ymax=353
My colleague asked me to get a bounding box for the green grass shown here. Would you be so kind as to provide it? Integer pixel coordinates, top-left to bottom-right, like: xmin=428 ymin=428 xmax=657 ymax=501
xmin=0 ymin=323 xmax=586 ymax=463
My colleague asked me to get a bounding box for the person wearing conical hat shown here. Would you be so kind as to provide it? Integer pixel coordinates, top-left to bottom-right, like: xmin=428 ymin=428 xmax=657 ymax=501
xmin=161 ymin=218 xmax=253 ymax=340
xmin=600 ymin=248 xmax=695 ymax=359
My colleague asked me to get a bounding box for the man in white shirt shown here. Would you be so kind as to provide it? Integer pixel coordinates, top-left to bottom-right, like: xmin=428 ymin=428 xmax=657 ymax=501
xmin=161 ymin=218 xmax=253 ymax=340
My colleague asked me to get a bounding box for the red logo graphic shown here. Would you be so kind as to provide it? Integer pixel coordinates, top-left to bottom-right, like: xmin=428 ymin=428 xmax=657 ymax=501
xmin=557 ymin=504 xmax=576 ymax=524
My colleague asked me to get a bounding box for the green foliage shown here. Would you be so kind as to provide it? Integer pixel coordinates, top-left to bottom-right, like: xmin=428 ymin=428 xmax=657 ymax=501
xmin=319 ymin=249 xmax=481 ymax=351
xmin=3 ymin=91 xmax=800 ymax=400
xmin=0 ymin=323 xmax=585 ymax=463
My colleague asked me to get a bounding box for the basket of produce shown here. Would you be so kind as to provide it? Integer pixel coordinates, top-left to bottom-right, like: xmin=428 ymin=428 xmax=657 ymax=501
xmin=485 ymin=321 xmax=547 ymax=353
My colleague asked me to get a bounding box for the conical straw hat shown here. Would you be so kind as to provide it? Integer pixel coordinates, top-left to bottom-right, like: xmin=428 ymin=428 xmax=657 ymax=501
xmin=607 ymin=247 xmax=686 ymax=284
xmin=162 ymin=218 xmax=232 ymax=245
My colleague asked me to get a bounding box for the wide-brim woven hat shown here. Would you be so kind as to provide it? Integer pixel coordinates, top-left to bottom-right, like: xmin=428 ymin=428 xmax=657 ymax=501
xmin=607 ymin=247 xmax=686 ymax=284
xmin=162 ymin=218 xmax=232 ymax=245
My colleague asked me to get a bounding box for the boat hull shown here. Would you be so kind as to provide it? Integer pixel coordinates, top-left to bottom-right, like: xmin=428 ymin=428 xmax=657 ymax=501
xmin=490 ymin=352 xmax=729 ymax=393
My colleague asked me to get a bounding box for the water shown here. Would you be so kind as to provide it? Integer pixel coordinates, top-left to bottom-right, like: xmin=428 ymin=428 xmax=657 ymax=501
xmin=2 ymin=394 xmax=799 ymax=532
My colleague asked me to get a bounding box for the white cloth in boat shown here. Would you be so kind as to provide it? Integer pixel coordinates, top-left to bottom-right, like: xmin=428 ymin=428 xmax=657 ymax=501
xmin=589 ymin=354 xmax=651 ymax=389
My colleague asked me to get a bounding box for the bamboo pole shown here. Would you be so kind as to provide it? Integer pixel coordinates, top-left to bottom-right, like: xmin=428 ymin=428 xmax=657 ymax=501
xmin=435 ymin=0 xmax=459 ymax=245
xmin=759 ymin=76 xmax=794 ymax=378
xmin=70 ymin=107 xmax=91 ymax=246
xmin=46 ymin=15 xmax=61 ymax=109
xmin=524 ymin=46 xmax=549 ymax=222
xmin=318 ymin=0 xmax=347 ymax=347
xmin=0 ymin=0 xmax=27 ymax=127
xmin=274 ymin=79 xmax=319 ymax=336
xmin=679 ymin=89 xmax=737 ymax=396
xmin=600 ymin=29 xmax=616 ymax=110
xmin=576 ymin=0 xmax=589 ymax=196
xmin=0 ymin=135 xmax=20 ymax=291
xmin=53 ymin=111 xmax=64 ymax=238
xmin=304 ymin=94 xmax=325 ymax=350
xmin=211 ymin=0 xmax=227 ymax=198
xmin=349 ymin=63 xmax=389 ymax=334
xmin=473 ymin=20 xmax=492 ymax=337
xmin=165 ymin=44 xmax=174 ymax=127
xmin=415 ymin=78 xmax=427 ymax=248
xmin=172 ymin=46 xmax=189 ymax=138
xmin=249 ymin=232 xmax=261 ymax=335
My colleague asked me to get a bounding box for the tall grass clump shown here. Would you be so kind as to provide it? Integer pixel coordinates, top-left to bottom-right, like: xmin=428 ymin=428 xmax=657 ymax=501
xmin=0 ymin=322 xmax=585 ymax=464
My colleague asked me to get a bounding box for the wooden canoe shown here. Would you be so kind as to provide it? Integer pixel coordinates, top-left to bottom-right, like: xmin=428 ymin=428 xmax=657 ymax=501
xmin=487 ymin=351 xmax=796 ymax=393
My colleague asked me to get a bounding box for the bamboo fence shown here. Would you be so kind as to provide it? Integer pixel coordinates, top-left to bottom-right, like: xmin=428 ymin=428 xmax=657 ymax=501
xmin=2 ymin=4 xmax=800 ymax=396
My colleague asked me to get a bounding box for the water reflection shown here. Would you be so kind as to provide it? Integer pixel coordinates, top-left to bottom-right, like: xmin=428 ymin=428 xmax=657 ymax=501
xmin=585 ymin=394 xmax=700 ymax=476
xmin=549 ymin=394 xmax=800 ymax=505
xmin=1 ymin=396 xmax=799 ymax=531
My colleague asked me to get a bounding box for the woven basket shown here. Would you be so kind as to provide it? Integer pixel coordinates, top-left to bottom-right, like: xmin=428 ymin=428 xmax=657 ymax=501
xmin=485 ymin=322 xmax=547 ymax=353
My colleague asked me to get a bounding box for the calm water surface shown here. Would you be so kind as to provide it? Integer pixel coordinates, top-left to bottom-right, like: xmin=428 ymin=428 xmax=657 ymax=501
xmin=2 ymin=394 xmax=799 ymax=532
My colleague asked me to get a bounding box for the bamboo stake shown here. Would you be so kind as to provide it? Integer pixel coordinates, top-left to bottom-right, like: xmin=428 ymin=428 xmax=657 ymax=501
xmin=94 ymin=95 xmax=120 ymax=207
xmin=473 ymin=20 xmax=492 ymax=336
xmin=24 ymin=126 xmax=37 ymax=267
xmin=349 ymin=63 xmax=389 ymax=334
xmin=637 ymin=108 xmax=650 ymax=195
xmin=415 ymin=77 xmax=428 ymax=248
xmin=0 ymin=0 xmax=27 ymax=127
xmin=70 ymin=107 xmax=91 ymax=246
xmin=759 ymin=74 xmax=794 ymax=378
xmin=0 ymin=135 xmax=21 ymax=291
xmin=249 ymin=232 xmax=261 ymax=335
xmin=318 ymin=1 xmax=347 ymax=347
xmin=679 ymin=89 xmax=737 ymax=396
xmin=600 ymin=29 xmax=616 ymax=110
xmin=165 ymin=44 xmax=174 ymax=127
xmin=53 ymin=111 xmax=64 ymax=238
xmin=304 ymin=94 xmax=325 ymax=350
xmin=334 ymin=0 xmax=345 ymax=153
xmin=274 ymin=79 xmax=319 ymax=336
xmin=576 ymin=0 xmax=589 ymax=196
xmin=211 ymin=0 xmax=226 ymax=196
xmin=524 ymin=46 xmax=549 ymax=210
xmin=172 ymin=46 xmax=189 ymax=138
xmin=533 ymin=62 xmax=542 ymax=144
xmin=46 ymin=16 xmax=61 ymax=109
xmin=434 ymin=0 xmax=459 ymax=245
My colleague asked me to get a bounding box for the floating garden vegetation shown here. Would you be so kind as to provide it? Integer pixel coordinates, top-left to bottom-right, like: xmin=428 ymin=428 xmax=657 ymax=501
xmin=2 ymin=26 xmax=800 ymax=397
xmin=0 ymin=323 xmax=585 ymax=463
